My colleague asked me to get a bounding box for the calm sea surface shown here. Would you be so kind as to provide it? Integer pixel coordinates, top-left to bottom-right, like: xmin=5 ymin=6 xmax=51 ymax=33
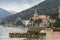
xmin=0 ymin=25 xmax=45 ymax=40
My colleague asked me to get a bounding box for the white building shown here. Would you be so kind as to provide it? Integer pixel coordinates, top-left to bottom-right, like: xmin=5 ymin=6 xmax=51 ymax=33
xmin=22 ymin=20 xmax=31 ymax=26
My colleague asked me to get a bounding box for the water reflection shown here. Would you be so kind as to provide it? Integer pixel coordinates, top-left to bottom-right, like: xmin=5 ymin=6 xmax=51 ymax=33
xmin=25 ymin=36 xmax=45 ymax=40
xmin=0 ymin=26 xmax=45 ymax=40
xmin=9 ymin=35 xmax=45 ymax=40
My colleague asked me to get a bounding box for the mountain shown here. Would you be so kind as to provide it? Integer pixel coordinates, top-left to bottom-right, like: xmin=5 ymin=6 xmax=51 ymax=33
xmin=9 ymin=10 xmax=17 ymax=14
xmin=0 ymin=8 xmax=12 ymax=19
xmin=4 ymin=0 xmax=60 ymax=23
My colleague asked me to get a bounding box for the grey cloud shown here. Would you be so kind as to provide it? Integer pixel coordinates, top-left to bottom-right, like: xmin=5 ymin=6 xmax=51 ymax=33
xmin=0 ymin=0 xmax=45 ymax=5
xmin=0 ymin=0 xmax=45 ymax=12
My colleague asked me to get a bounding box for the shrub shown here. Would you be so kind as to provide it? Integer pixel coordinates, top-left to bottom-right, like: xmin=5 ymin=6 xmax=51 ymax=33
xmin=54 ymin=18 xmax=60 ymax=28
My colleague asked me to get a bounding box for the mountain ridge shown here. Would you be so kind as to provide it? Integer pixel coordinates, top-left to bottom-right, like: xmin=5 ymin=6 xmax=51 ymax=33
xmin=9 ymin=10 xmax=17 ymax=14
xmin=4 ymin=0 xmax=60 ymax=23
xmin=0 ymin=8 xmax=12 ymax=19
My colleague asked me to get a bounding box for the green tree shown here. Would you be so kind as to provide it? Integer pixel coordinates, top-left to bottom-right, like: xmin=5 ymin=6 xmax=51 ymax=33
xmin=0 ymin=21 xmax=5 ymax=25
xmin=54 ymin=18 xmax=60 ymax=28
xmin=15 ymin=20 xmax=23 ymax=26
xmin=13 ymin=18 xmax=24 ymax=26
xmin=33 ymin=19 xmax=42 ymax=27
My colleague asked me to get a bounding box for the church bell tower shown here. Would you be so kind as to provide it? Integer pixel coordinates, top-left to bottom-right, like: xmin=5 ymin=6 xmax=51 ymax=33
xmin=34 ymin=9 xmax=38 ymax=21
xmin=33 ymin=9 xmax=39 ymax=27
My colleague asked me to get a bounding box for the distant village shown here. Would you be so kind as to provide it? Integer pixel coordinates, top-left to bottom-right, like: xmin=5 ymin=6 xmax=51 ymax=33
xmin=0 ymin=6 xmax=59 ymax=28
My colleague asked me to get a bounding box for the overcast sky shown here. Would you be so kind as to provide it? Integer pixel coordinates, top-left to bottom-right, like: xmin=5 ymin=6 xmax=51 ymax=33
xmin=0 ymin=0 xmax=45 ymax=12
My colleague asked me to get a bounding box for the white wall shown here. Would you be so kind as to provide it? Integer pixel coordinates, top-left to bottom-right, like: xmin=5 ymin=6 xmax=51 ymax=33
xmin=22 ymin=20 xmax=31 ymax=26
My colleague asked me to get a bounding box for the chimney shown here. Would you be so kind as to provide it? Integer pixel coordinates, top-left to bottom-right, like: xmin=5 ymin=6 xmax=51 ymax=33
xmin=58 ymin=6 xmax=60 ymax=18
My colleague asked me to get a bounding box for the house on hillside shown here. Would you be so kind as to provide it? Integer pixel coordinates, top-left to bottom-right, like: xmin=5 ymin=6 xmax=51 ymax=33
xmin=29 ymin=9 xmax=51 ymax=28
